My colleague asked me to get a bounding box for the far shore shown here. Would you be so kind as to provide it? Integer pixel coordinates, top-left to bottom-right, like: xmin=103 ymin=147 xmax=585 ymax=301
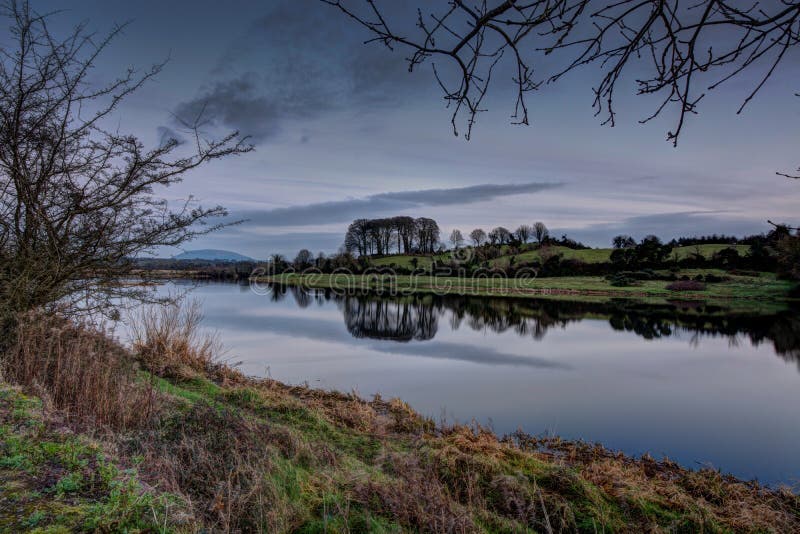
xmin=253 ymin=271 xmax=798 ymax=311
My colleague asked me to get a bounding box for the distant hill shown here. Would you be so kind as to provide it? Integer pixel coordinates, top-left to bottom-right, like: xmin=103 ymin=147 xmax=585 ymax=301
xmin=172 ymin=249 xmax=254 ymax=262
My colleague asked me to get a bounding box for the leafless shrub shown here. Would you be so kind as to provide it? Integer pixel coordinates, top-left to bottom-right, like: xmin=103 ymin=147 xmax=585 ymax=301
xmin=135 ymin=402 xmax=306 ymax=533
xmin=0 ymin=1 xmax=251 ymax=324
xmin=354 ymin=451 xmax=475 ymax=533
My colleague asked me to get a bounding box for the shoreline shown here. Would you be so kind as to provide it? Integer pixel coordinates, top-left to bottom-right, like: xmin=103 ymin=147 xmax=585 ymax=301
xmin=2 ymin=310 xmax=799 ymax=531
xmin=254 ymin=272 xmax=799 ymax=313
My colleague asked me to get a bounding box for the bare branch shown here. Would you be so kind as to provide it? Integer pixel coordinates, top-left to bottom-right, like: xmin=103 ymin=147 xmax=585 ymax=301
xmin=0 ymin=1 xmax=253 ymax=321
xmin=322 ymin=0 xmax=800 ymax=147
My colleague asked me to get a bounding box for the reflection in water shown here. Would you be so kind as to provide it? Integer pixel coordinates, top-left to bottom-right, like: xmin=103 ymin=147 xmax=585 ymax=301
xmin=342 ymin=298 xmax=439 ymax=341
xmin=159 ymin=281 xmax=800 ymax=484
xmin=270 ymin=283 xmax=800 ymax=366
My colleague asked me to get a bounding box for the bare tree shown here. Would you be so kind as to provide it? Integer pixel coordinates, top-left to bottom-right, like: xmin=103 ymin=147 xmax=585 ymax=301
xmin=533 ymin=222 xmax=549 ymax=245
xmin=449 ymin=228 xmax=464 ymax=249
xmin=345 ymin=218 xmax=370 ymax=255
xmin=489 ymin=226 xmax=512 ymax=245
xmin=416 ymin=217 xmax=441 ymax=253
xmin=516 ymin=224 xmax=533 ymax=244
xmin=321 ymin=0 xmax=800 ymax=176
xmin=0 ymin=3 xmax=251 ymax=322
xmin=469 ymin=228 xmax=487 ymax=246
xmin=294 ymin=249 xmax=313 ymax=268
xmin=394 ymin=216 xmax=416 ymax=253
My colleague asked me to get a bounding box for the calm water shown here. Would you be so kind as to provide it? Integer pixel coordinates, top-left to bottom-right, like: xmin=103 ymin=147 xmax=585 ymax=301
xmin=137 ymin=281 xmax=800 ymax=485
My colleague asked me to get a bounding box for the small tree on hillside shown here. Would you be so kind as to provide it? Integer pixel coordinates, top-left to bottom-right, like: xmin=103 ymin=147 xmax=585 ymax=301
xmin=269 ymin=254 xmax=289 ymax=273
xmin=516 ymin=224 xmax=532 ymax=244
xmin=613 ymin=235 xmax=637 ymax=249
xmin=469 ymin=228 xmax=487 ymax=246
xmin=533 ymin=222 xmax=549 ymax=245
xmin=496 ymin=227 xmax=512 ymax=244
xmin=294 ymin=249 xmax=313 ymax=268
xmin=449 ymin=229 xmax=464 ymax=249
xmin=0 ymin=3 xmax=250 ymax=322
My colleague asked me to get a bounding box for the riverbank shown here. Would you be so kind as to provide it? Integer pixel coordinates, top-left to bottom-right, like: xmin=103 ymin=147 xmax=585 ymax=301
xmin=259 ymin=271 xmax=798 ymax=313
xmin=1 ymin=309 xmax=798 ymax=532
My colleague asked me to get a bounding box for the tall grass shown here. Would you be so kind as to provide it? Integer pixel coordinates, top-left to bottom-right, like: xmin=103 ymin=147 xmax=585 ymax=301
xmin=1 ymin=310 xmax=158 ymax=430
xmin=129 ymin=300 xmax=230 ymax=381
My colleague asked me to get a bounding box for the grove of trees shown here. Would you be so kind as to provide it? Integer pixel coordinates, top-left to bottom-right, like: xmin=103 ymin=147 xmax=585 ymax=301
xmin=344 ymin=217 xmax=441 ymax=256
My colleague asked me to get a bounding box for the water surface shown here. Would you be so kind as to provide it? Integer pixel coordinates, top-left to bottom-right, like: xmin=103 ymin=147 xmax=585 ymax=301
xmin=138 ymin=281 xmax=800 ymax=485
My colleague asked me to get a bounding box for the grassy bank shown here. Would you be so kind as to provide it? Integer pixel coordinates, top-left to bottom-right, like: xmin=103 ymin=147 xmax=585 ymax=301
xmin=368 ymin=244 xmax=752 ymax=270
xmin=261 ymin=271 xmax=797 ymax=312
xmin=1 ymin=307 xmax=799 ymax=532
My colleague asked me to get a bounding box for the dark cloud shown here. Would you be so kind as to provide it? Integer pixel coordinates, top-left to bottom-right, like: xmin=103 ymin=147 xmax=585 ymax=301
xmin=172 ymin=73 xmax=282 ymax=142
xmin=176 ymin=1 xmax=424 ymax=144
xmin=156 ymin=126 xmax=186 ymax=146
xmin=233 ymin=182 xmax=563 ymax=227
xmin=372 ymin=341 xmax=571 ymax=369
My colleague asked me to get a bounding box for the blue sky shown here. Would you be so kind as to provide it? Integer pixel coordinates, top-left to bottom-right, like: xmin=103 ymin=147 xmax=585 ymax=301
xmin=25 ymin=0 xmax=800 ymax=258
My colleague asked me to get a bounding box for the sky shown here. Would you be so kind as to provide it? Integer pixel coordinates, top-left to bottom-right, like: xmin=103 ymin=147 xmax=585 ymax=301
xmin=23 ymin=0 xmax=800 ymax=259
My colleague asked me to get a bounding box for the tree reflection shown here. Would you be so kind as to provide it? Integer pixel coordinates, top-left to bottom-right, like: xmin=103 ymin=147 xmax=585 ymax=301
xmin=340 ymin=296 xmax=438 ymax=341
xmin=263 ymin=284 xmax=800 ymax=364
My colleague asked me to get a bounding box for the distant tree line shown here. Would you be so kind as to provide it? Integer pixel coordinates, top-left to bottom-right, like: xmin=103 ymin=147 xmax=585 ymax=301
xmin=344 ymin=217 xmax=441 ymax=256
xmin=138 ymin=223 xmax=797 ymax=281
xmin=611 ymin=232 xmax=784 ymax=249
xmin=464 ymin=222 xmax=550 ymax=247
xmin=461 ymin=222 xmax=590 ymax=250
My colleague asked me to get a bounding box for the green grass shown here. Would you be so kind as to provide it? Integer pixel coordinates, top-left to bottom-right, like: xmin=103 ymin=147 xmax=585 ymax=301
xmin=672 ymin=243 xmax=751 ymax=259
xmin=491 ymin=245 xmax=612 ymax=267
xmin=367 ymin=243 xmax=752 ymax=269
xmin=370 ymin=253 xmax=447 ymax=269
xmin=0 ymin=386 xmax=185 ymax=533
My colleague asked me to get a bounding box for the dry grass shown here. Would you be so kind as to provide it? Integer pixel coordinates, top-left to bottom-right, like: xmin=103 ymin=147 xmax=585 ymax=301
xmin=2 ymin=303 xmax=799 ymax=532
xmin=129 ymin=300 xmax=243 ymax=384
xmin=0 ymin=310 xmax=158 ymax=431
xmin=133 ymin=402 xmax=309 ymax=532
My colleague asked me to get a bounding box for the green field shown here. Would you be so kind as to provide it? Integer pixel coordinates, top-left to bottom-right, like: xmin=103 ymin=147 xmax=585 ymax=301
xmin=368 ymin=244 xmax=752 ymax=269
xmin=264 ymin=270 xmax=796 ymax=312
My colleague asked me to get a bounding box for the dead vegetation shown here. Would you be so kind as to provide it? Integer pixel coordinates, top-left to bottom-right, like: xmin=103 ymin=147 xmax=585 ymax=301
xmin=129 ymin=300 xmax=229 ymax=381
xmin=1 ymin=304 xmax=798 ymax=532
xmin=1 ymin=311 xmax=159 ymax=431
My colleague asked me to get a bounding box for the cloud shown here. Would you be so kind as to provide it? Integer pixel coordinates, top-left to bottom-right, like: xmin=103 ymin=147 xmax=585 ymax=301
xmin=156 ymin=126 xmax=186 ymax=146
xmin=172 ymin=73 xmax=282 ymax=142
xmin=178 ymin=1 xmax=426 ymax=144
xmin=371 ymin=341 xmax=571 ymax=369
xmin=199 ymin=312 xmax=569 ymax=370
xmin=233 ymin=182 xmax=563 ymax=227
